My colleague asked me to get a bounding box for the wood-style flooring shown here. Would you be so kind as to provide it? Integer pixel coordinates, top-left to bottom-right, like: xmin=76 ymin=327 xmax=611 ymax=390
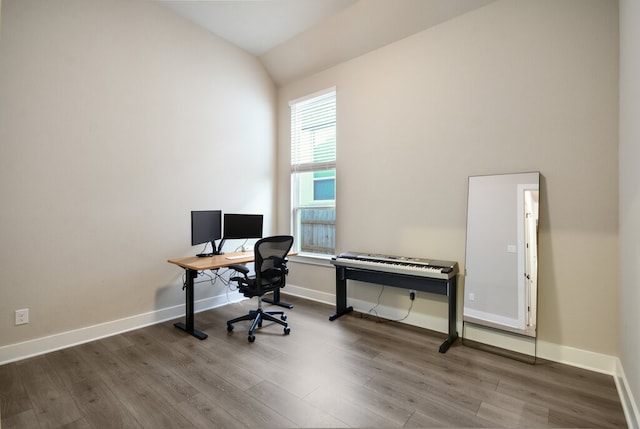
xmin=0 ymin=295 xmax=627 ymax=428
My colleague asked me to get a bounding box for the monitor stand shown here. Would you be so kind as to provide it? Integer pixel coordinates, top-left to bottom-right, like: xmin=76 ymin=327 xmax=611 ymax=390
xmin=196 ymin=241 xmax=223 ymax=257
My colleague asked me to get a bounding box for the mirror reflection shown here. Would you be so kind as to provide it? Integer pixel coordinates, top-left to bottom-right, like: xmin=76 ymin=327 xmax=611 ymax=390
xmin=464 ymin=172 xmax=540 ymax=337
xmin=523 ymin=188 xmax=539 ymax=334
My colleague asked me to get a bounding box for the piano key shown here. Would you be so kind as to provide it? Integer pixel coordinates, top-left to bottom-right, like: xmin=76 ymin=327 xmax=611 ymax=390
xmin=331 ymin=252 xmax=458 ymax=280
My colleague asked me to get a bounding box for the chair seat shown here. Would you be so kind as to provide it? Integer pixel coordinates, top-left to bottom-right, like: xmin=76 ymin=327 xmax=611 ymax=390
xmin=238 ymin=284 xmax=282 ymax=298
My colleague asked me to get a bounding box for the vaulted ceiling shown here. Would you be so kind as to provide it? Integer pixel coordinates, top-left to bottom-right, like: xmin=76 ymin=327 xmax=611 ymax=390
xmin=158 ymin=0 xmax=495 ymax=86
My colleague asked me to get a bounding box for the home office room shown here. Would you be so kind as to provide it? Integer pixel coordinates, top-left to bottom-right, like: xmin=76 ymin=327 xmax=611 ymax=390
xmin=1 ymin=0 xmax=638 ymax=428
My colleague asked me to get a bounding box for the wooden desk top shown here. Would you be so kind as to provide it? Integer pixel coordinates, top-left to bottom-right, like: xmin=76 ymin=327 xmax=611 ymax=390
xmin=168 ymin=251 xmax=255 ymax=271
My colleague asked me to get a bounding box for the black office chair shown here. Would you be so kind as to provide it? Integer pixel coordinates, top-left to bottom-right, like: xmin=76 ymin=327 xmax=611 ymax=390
xmin=226 ymin=235 xmax=294 ymax=342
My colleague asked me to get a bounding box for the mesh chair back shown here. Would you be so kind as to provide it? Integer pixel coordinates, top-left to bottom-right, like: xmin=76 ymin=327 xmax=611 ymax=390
xmin=254 ymin=235 xmax=294 ymax=288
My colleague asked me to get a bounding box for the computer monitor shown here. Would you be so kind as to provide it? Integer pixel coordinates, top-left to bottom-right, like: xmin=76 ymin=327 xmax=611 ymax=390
xmin=219 ymin=213 xmax=263 ymax=252
xmin=191 ymin=210 xmax=222 ymax=256
xmin=223 ymin=213 xmax=263 ymax=239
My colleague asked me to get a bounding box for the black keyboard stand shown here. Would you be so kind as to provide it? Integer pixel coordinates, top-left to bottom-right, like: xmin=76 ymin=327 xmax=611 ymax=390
xmin=329 ymin=265 xmax=458 ymax=353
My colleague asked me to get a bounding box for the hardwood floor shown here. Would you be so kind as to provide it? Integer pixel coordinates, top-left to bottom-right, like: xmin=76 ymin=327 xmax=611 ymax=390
xmin=0 ymin=295 xmax=627 ymax=428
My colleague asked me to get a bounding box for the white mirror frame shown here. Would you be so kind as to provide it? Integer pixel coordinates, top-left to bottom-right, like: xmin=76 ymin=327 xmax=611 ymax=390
xmin=463 ymin=172 xmax=540 ymax=338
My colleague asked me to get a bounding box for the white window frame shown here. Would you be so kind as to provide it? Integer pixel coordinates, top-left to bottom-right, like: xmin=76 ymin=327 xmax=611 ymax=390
xmin=290 ymin=88 xmax=336 ymax=256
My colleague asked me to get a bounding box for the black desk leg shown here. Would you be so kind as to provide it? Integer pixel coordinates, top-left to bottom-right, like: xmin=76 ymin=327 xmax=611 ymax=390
xmin=261 ymin=288 xmax=293 ymax=309
xmin=174 ymin=268 xmax=208 ymax=340
xmin=438 ymin=277 xmax=458 ymax=353
xmin=329 ymin=267 xmax=353 ymax=321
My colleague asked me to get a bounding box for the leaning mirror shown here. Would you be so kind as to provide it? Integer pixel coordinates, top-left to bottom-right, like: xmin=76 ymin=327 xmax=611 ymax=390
xmin=463 ymin=172 xmax=540 ymax=338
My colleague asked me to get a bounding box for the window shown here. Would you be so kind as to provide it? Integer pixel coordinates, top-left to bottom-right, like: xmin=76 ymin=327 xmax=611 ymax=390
xmin=290 ymin=89 xmax=336 ymax=255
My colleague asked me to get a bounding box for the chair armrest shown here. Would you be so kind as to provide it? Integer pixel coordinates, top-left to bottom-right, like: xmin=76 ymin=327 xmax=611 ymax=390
xmin=229 ymin=264 xmax=251 ymax=286
xmin=229 ymin=264 xmax=250 ymax=275
xmin=276 ymin=257 xmax=289 ymax=275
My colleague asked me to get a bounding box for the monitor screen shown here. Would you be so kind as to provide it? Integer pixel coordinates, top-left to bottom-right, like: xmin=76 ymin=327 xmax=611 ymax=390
xmin=191 ymin=210 xmax=222 ymax=246
xmin=223 ymin=213 xmax=263 ymax=240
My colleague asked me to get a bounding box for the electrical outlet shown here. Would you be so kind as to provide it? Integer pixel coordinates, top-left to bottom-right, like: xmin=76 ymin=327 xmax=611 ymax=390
xmin=469 ymin=293 xmax=475 ymax=301
xmin=15 ymin=308 xmax=29 ymax=325
xmin=409 ymin=290 xmax=416 ymax=301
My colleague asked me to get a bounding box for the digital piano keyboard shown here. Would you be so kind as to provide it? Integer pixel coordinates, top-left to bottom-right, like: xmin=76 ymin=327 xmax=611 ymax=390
xmin=329 ymin=251 xmax=459 ymax=353
xmin=331 ymin=252 xmax=459 ymax=280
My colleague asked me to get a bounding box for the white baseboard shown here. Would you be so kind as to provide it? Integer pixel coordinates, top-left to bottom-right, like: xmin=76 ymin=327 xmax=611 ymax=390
xmin=536 ymin=340 xmax=618 ymax=374
xmin=1 ymin=282 xmax=625 ymax=376
xmin=0 ymin=292 xmax=243 ymax=365
xmin=282 ymin=283 xmax=335 ymax=305
xmin=1 ymin=284 xmax=637 ymax=428
xmin=287 ymin=284 xmax=620 ymax=374
xmin=285 ymin=283 xmax=635 ymax=428
xmin=615 ymin=358 xmax=640 ymax=429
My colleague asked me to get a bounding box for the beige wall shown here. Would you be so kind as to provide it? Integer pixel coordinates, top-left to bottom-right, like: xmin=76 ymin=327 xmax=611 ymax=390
xmin=0 ymin=0 xmax=626 ymax=386
xmin=0 ymin=0 xmax=276 ymax=347
xmin=279 ymin=0 xmax=619 ymax=356
xmin=619 ymin=0 xmax=640 ymax=421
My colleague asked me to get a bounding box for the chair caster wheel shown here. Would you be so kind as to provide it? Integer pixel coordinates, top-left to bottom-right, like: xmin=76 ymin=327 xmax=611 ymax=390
xmin=248 ymin=335 xmax=256 ymax=343
xmin=281 ymin=314 xmax=287 ymax=321
xmin=227 ymin=324 xmax=233 ymax=332
xmin=284 ymin=327 xmax=291 ymax=335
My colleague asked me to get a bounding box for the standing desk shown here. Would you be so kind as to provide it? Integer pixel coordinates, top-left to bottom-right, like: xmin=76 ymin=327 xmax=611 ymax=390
xmin=167 ymin=251 xmax=292 ymax=340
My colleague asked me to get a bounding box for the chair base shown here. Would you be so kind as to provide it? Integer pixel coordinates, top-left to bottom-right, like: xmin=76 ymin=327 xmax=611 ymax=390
xmin=227 ymin=308 xmax=290 ymax=342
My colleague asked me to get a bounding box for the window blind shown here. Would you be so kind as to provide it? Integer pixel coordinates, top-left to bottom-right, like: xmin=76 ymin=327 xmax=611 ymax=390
xmin=290 ymin=89 xmax=336 ymax=173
